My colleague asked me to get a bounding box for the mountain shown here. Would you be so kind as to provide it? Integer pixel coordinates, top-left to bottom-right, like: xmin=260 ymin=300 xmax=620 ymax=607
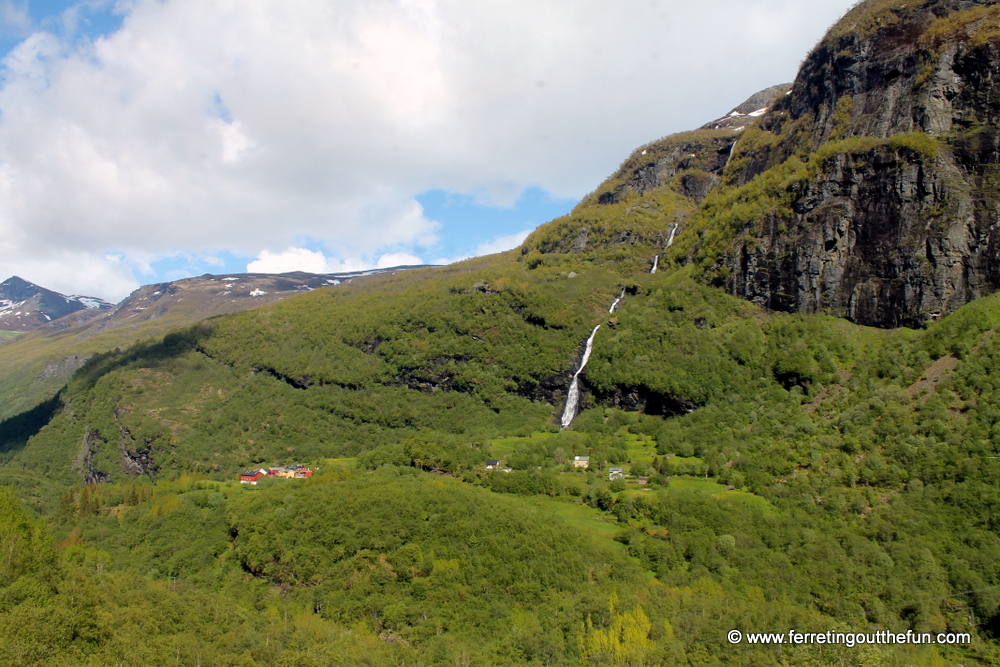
xmin=0 ymin=276 xmax=112 ymax=334
xmin=689 ymin=0 xmax=1000 ymax=327
xmin=4 ymin=1 xmax=1000 ymax=664
xmin=50 ymin=267 xmax=429 ymax=336
xmin=0 ymin=266 xmax=428 ymax=421
xmin=525 ymin=0 xmax=1000 ymax=329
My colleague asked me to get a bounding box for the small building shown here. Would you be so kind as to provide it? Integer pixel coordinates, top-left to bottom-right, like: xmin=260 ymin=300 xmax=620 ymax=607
xmin=638 ymin=476 xmax=649 ymax=486
xmin=240 ymin=469 xmax=268 ymax=485
xmin=573 ymin=456 xmax=590 ymax=469
xmin=241 ymin=466 xmax=313 ymax=483
xmin=485 ymin=459 xmax=501 ymax=470
xmin=609 ymin=467 xmax=624 ymax=480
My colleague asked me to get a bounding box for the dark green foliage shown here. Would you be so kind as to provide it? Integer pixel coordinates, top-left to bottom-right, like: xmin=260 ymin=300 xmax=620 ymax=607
xmin=0 ymin=395 xmax=60 ymax=460
xmin=5 ymin=9 xmax=1000 ymax=657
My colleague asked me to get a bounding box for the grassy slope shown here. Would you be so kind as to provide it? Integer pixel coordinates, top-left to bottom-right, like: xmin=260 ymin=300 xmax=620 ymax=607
xmin=0 ymin=270 xmax=416 ymax=422
xmin=4 ymin=197 xmax=1000 ymax=664
xmin=3 ymin=3 xmax=1000 ymax=661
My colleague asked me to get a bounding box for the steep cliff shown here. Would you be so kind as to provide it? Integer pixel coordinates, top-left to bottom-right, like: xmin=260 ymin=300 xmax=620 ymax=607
xmin=700 ymin=0 xmax=1000 ymax=327
xmin=518 ymin=86 xmax=790 ymax=271
xmin=520 ymin=0 xmax=1000 ymax=328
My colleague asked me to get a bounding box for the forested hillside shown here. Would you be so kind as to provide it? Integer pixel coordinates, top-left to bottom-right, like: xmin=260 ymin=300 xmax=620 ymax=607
xmin=3 ymin=0 xmax=1000 ymax=664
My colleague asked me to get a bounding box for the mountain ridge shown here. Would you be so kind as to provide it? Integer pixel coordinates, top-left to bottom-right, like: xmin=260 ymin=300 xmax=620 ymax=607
xmin=3 ymin=2 xmax=1000 ymax=663
xmin=520 ymin=0 xmax=1000 ymax=329
xmin=0 ymin=275 xmax=112 ymax=334
xmin=0 ymin=265 xmax=431 ymax=421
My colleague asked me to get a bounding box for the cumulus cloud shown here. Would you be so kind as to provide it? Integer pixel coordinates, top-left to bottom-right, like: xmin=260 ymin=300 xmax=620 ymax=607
xmin=0 ymin=248 xmax=138 ymax=298
xmin=376 ymin=252 xmax=424 ymax=268
xmin=0 ymin=0 xmax=859 ymax=299
xmin=432 ymin=229 xmax=533 ymax=266
xmin=246 ymin=247 xmax=426 ymax=274
xmin=246 ymin=247 xmax=329 ymax=274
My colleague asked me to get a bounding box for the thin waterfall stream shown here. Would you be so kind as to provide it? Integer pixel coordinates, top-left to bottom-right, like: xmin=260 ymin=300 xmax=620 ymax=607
xmin=608 ymin=288 xmax=626 ymax=314
xmin=559 ymin=324 xmax=601 ymax=429
xmin=665 ymin=223 xmax=679 ymax=248
xmin=651 ymin=224 xmax=679 ymax=274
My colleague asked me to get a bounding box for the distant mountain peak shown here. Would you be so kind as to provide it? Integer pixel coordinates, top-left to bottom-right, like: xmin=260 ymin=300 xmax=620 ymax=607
xmin=0 ymin=276 xmax=113 ymax=333
xmin=699 ymin=83 xmax=792 ymax=132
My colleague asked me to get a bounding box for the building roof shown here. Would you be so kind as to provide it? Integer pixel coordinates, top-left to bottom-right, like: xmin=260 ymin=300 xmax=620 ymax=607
xmin=574 ymin=456 xmax=590 ymax=461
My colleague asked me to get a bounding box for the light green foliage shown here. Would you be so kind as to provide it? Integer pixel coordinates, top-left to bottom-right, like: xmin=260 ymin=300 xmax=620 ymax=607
xmin=0 ymin=487 xmax=55 ymax=589
xmin=3 ymin=35 xmax=1000 ymax=660
xmin=521 ymin=130 xmax=736 ymax=272
xmin=824 ymin=0 xmax=927 ymax=44
xmin=920 ymin=5 xmax=1000 ymax=50
xmin=227 ymin=471 xmax=645 ymax=662
xmin=677 ymin=132 xmax=942 ymax=277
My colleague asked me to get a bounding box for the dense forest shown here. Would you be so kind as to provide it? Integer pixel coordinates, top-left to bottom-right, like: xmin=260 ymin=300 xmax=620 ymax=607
xmin=4 ymin=0 xmax=1000 ymax=664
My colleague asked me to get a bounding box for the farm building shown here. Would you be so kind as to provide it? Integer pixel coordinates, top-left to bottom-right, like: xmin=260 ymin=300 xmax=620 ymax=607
xmin=240 ymin=466 xmax=313 ymax=484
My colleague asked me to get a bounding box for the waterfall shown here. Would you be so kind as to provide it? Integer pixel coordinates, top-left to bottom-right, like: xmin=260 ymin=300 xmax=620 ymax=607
xmin=665 ymin=223 xmax=679 ymax=248
xmin=608 ymin=287 xmax=626 ymax=314
xmin=651 ymin=224 xmax=678 ymax=274
xmin=560 ymin=325 xmax=601 ymax=429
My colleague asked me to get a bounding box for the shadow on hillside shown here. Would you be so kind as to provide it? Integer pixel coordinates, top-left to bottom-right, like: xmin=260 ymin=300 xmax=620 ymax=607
xmin=0 ymin=331 xmax=200 ymax=459
xmin=0 ymin=394 xmax=62 ymax=456
xmin=73 ymin=330 xmax=199 ymax=391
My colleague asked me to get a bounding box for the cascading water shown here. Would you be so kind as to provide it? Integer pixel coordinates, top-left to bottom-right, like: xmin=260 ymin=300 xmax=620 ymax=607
xmin=608 ymin=287 xmax=626 ymax=314
xmin=651 ymin=224 xmax=678 ymax=274
xmin=560 ymin=325 xmax=601 ymax=429
xmin=665 ymin=223 xmax=679 ymax=248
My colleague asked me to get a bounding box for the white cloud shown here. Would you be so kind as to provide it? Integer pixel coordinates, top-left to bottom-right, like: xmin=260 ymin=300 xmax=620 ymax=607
xmin=473 ymin=229 xmax=532 ymax=257
xmin=0 ymin=0 xmax=859 ymax=299
xmin=247 ymin=247 xmax=329 ymax=274
xmin=246 ymin=247 xmax=425 ymax=275
xmin=432 ymin=228 xmax=532 ymax=265
xmin=1 ymin=249 xmax=138 ymax=299
xmin=376 ymin=252 xmax=424 ymax=268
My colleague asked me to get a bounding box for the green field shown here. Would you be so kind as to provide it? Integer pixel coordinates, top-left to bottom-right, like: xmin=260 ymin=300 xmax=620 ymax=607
xmin=663 ymin=455 xmax=704 ymax=475
xmin=524 ymin=495 xmax=623 ymax=541
xmin=664 ymin=476 xmax=771 ymax=510
xmin=488 ymin=433 xmax=557 ymax=459
xmin=0 ymin=331 xmax=20 ymax=340
xmin=620 ymin=431 xmax=658 ymax=464
xmin=319 ymin=457 xmax=357 ymax=468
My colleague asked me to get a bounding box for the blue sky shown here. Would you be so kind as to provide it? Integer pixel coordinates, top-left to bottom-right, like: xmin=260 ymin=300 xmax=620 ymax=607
xmin=0 ymin=0 xmax=859 ymax=300
xmin=143 ymin=187 xmax=577 ymax=281
xmin=0 ymin=1 xmax=121 ymax=52
xmin=1 ymin=1 xmax=578 ymax=286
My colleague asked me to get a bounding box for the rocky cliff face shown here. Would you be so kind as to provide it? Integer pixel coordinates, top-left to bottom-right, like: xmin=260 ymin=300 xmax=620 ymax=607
xmin=518 ymin=86 xmax=790 ymax=263
xmin=713 ymin=0 xmax=1000 ymax=327
xmin=520 ymin=0 xmax=1000 ymax=329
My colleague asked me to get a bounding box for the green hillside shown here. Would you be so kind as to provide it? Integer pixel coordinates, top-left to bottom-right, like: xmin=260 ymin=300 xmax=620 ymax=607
xmin=3 ymin=230 xmax=1000 ymax=663
xmin=4 ymin=0 xmax=1000 ymax=663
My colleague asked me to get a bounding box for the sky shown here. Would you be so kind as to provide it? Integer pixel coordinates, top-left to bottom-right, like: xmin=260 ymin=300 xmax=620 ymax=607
xmin=0 ymin=0 xmax=860 ymax=301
